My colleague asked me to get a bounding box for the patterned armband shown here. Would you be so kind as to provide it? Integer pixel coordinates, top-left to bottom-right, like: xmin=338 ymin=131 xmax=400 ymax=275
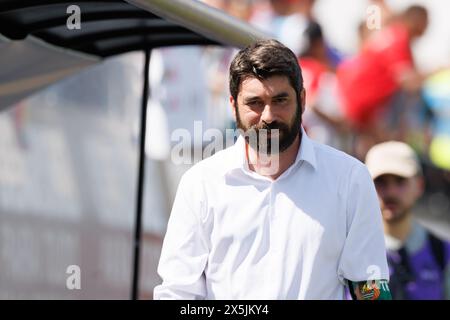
xmin=352 ymin=279 xmax=392 ymax=300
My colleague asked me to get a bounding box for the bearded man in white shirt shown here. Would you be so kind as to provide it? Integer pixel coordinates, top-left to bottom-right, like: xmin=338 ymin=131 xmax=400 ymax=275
xmin=154 ymin=39 xmax=391 ymax=300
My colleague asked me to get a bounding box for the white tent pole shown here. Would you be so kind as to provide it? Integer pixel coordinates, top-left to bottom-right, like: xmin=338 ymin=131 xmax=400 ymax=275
xmin=125 ymin=0 xmax=269 ymax=48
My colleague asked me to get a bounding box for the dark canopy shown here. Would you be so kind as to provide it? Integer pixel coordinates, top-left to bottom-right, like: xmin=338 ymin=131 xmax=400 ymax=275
xmin=0 ymin=0 xmax=219 ymax=58
xmin=0 ymin=0 xmax=268 ymax=110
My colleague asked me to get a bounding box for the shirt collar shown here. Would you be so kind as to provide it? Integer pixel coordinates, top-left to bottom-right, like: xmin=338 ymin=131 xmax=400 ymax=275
xmin=224 ymin=126 xmax=317 ymax=176
xmin=294 ymin=126 xmax=317 ymax=170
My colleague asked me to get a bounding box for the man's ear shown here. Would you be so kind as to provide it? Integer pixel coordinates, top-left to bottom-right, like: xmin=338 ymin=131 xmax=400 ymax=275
xmin=229 ymin=95 xmax=237 ymax=121
xmin=300 ymin=88 xmax=306 ymax=114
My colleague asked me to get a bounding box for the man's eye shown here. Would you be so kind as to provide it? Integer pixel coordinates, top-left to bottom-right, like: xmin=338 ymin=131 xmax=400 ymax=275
xmin=247 ymin=101 xmax=262 ymax=107
xmin=396 ymin=179 xmax=408 ymax=187
xmin=374 ymin=180 xmax=385 ymax=188
xmin=274 ymin=98 xmax=288 ymax=104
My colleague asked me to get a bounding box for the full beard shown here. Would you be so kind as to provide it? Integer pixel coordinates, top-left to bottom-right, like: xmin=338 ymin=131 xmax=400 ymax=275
xmin=381 ymin=198 xmax=411 ymax=223
xmin=235 ymin=105 xmax=302 ymax=155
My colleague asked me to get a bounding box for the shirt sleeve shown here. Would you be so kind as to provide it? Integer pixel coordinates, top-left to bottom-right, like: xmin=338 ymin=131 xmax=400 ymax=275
xmin=338 ymin=162 xmax=390 ymax=284
xmin=153 ymin=171 xmax=209 ymax=299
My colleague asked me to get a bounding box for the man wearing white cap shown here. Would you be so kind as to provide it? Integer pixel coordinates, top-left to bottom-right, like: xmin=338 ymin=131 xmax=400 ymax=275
xmin=365 ymin=141 xmax=450 ymax=299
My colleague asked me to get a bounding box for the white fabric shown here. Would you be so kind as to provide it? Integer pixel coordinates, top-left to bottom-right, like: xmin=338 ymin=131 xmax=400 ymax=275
xmin=149 ymin=46 xmax=210 ymax=149
xmin=154 ymin=128 xmax=389 ymax=299
xmin=302 ymin=71 xmax=346 ymax=150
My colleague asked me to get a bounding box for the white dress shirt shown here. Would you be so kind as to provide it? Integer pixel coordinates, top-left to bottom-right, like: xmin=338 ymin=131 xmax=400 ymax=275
xmin=154 ymin=128 xmax=389 ymax=299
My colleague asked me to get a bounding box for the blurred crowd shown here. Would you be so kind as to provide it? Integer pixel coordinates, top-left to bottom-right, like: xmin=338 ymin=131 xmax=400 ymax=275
xmin=191 ymin=0 xmax=450 ymax=196
xmin=199 ymin=1 xmax=443 ymax=154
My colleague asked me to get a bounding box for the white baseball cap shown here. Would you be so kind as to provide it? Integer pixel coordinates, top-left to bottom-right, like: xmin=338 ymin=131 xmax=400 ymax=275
xmin=365 ymin=141 xmax=422 ymax=179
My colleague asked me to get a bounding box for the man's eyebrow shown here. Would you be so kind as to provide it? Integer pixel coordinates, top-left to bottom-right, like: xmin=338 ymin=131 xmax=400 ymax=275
xmin=242 ymin=96 xmax=262 ymax=103
xmin=242 ymin=92 xmax=290 ymax=103
xmin=272 ymin=92 xmax=290 ymax=99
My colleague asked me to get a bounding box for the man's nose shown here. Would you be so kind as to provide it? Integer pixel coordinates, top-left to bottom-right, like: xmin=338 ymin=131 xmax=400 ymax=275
xmin=260 ymin=104 xmax=275 ymax=123
xmin=382 ymin=182 xmax=400 ymax=198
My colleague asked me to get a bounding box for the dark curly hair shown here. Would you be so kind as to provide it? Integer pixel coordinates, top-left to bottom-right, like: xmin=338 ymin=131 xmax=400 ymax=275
xmin=229 ymin=39 xmax=304 ymax=110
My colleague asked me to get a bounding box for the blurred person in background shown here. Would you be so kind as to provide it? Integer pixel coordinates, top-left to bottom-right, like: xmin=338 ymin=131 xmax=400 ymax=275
xmin=225 ymin=0 xmax=254 ymax=21
xmin=358 ymin=0 xmax=394 ymax=48
xmin=250 ymin=0 xmax=311 ymax=56
xmin=337 ymin=5 xmax=430 ymax=160
xmin=204 ymin=0 xmax=254 ymax=20
xmin=251 ymin=0 xmax=344 ymax=64
xmin=299 ymin=21 xmax=351 ymax=152
xmin=365 ymin=141 xmax=450 ymax=299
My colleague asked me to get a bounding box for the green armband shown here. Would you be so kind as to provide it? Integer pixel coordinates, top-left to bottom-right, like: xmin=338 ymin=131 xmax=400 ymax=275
xmin=350 ymin=280 xmax=392 ymax=300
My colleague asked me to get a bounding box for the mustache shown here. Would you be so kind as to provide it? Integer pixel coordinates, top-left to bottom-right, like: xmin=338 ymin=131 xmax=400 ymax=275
xmin=250 ymin=121 xmax=288 ymax=132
